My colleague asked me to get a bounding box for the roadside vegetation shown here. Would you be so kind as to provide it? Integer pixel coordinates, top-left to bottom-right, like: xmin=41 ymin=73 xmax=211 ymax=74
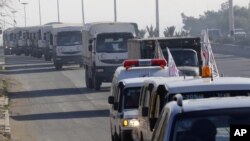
xmin=181 ymin=4 xmax=250 ymax=46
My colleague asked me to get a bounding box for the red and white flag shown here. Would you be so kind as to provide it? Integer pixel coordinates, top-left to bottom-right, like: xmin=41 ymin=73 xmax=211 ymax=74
xmin=201 ymin=29 xmax=219 ymax=77
xmin=154 ymin=40 xmax=179 ymax=77
xmin=166 ymin=47 xmax=179 ymax=77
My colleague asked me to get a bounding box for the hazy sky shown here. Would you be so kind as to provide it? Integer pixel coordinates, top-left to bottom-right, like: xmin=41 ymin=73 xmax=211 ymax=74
xmin=10 ymin=0 xmax=250 ymax=32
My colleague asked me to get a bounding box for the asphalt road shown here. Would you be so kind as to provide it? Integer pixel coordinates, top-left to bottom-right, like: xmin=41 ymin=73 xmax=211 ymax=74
xmin=3 ymin=53 xmax=250 ymax=141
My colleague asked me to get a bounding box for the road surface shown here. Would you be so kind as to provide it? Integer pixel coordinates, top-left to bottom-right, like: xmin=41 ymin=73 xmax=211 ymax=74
xmin=3 ymin=53 xmax=250 ymax=141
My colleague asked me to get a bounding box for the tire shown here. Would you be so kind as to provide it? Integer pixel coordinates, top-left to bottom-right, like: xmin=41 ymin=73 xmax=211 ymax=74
xmin=55 ymin=63 xmax=62 ymax=70
xmin=140 ymin=133 xmax=144 ymax=141
xmin=85 ymin=67 xmax=93 ymax=88
xmin=44 ymin=55 xmax=49 ymax=61
xmin=111 ymin=134 xmax=115 ymax=141
xmin=79 ymin=63 xmax=84 ymax=68
xmin=37 ymin=53 xmax=42 ymax=58
xmin=25 ymin=52 xmax=29 ymax=56
xmin=93 ymin=75 xmax=101 ymax=91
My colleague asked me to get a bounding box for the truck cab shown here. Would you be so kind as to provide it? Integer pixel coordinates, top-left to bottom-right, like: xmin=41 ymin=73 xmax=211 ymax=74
xmin=50 ymin=24 xmax=83 ymax=70
xmin=82 ymin=22 xmax=138 ymax=90
xmin=128 ymin=37 xmax=202 ymax=76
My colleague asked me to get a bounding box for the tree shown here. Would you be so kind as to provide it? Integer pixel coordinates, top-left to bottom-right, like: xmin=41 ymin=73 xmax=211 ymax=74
xmin=163 ymin=26 xmax=176 ymax=37
xmin=175 ymin=30 xmax=189 ymax=37
xmin=181 ymin=4 xmax=250 ymax=36
xmin=0 ymin=0 xmax=17 ymax=27
xmin=146 ymin=25 xmax=158 ymax=37
xmin=138 ymin=29 xmax=146 ymax=38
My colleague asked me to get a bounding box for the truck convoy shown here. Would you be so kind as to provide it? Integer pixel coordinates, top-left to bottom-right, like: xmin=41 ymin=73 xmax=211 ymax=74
xmin=127 ymin=37 xmax=202 ymax=76
xmin=82 ymin=22 xmax=137 ymax=90
xmin=3 ymin=23 xmax=83 ymax=70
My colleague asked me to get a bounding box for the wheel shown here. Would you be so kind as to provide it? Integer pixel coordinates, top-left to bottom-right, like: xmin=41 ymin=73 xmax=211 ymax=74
xmin=44 ymin=54 xmax=49 ymax=61
xmin=55 ymin=63 xmax=62 ymax=70
xmin=111 ymin=134 xmax=115 ymax=141
xmin=37 ymin=53 xmax=42 ymax=58
xmin=85 ymin=67 xmax=93 ymax=88
xmin=93 ymin=75 xmax=101 ymax=91
xmin=79 ymin=63 xmax=84 ymax=68
xmin=25 ymin=52 xmax=29 ymax=56
xmin=140 ymin=133 xmax=144 ymax=141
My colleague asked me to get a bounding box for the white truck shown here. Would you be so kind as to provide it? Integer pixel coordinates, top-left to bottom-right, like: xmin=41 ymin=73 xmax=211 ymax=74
xmin=82 ymin=22 xmax=137 ymax=90
xmin=50 ymin=23 xmax=83 ymax=70
xmin=38 ymin=25 xmax=52 ymax=61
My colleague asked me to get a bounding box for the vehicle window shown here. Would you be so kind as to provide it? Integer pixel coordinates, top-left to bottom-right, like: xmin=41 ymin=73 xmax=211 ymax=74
xmin=96 ymin=33 xmax=133 ymax=53
xmin=123 ymin=87 xmax=141 ymax=109
xmin=166 ymin=50 xmax=198 ymax=67
xmin=141 ymin=42 xmax=155 ymax=59
xmin=57 ymin=31 xmax=82 ymax=46
xmin=171 ymin=109 xmax=250 ymax=141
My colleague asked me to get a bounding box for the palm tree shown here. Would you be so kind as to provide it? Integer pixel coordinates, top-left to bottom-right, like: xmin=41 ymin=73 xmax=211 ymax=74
xmin=146 ymin=25 xmax=157 ymax=37
xmin=163 ymin=26 xmax=176 ymax=37
xmin=138 ymin=29 xmax=146 ymax=38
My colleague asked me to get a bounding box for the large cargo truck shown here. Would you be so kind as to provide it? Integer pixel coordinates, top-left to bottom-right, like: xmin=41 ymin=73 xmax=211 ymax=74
xmin=50 ymin=23 xmax=83 ymax=70
xmin=82 ymin=22 xmax=137 ymax=90
xmin=127 ymin=37 xmax=202 ymax=76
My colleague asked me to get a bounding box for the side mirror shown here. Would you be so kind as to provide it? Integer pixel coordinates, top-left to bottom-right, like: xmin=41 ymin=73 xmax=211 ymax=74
xmin=88 ymin=45 xmax=92 ymax=51
xmin=89 ymin=39 xmax=93 ymax=44
xmin=108 ymin=96 xmax=114 ymax=104
xmin=114 ymin=102 xmax=119 ymax=111
xmin=142 ymin=107 xmax=148 ymax=117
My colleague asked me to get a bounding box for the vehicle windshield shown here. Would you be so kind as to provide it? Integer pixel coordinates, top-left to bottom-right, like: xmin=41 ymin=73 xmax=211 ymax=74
xmin=57 ymin=31 xmax=82 ymax=46
xmin=123 ymin=87 xmax=141 ymax=109
xmin=163 ymin=49 xmax=198 ymax=67
xmin=171 ymin=109 xmax=250 ymax=141
xmin=96 ymin=33 xmax=133 ymax=53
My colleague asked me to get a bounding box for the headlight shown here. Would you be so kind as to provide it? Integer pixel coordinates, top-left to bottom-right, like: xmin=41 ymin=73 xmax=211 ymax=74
xmin=123 ymin=119 xmax=139 ymax=127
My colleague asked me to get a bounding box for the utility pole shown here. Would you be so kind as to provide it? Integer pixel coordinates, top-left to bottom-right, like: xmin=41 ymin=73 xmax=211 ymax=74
xmin=57 ymin=0 xmax=60 ymax=22
xmin=155 ymin=0 xmax=160 ymax=37
xmin=38 ymin=0 xmax=42 ymax=25
xmin=114 ymin=0 xmax=117 ymax=22
xmin=11 ymin=11 xmax=17 ymax=27
xmin=229 ymin=0 xmax=235 ymax=37
xmin=81 ymin=0 xmax=85 ymax=25
xmin=21 ymin=2 xmax=28 ymax=27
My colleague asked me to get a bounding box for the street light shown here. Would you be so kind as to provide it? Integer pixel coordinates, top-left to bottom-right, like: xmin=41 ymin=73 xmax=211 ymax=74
xmin=11 ymin=10 xmax=17 ymax=27
xmin=114 ymin=0 xmax=117 ymax=22
xmin=81 ymin=0 xmax=85 ymax=25
xmin=155 ymin=0 xmax=160 ymax=37
xmin=57 ymin=0 xmax=60 ymax=22
xmin=21 ymin=2 xmax=28 ymax=27
xmin=229 ymin=0 xmax=235 ymax=37
xmin=38 ymin=0 xmax=42 ymax=25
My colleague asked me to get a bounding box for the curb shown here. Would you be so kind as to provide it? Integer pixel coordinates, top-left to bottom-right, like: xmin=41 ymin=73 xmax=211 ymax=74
xmin=0 ymin=96 xmax=10 ymax=138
